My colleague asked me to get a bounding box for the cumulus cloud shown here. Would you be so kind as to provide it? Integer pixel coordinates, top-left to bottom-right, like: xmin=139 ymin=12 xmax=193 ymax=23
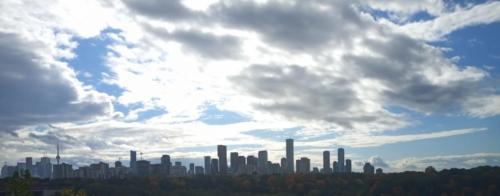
xmin=0 ymin=32 xmax=112 ymax=132
xmin=122 ymin=0 xmax=201 ymax=22
xmin=370 ymin=156 xmax=390 ymax=168
xmin=392 ymin=153 xmax=500 ymax=171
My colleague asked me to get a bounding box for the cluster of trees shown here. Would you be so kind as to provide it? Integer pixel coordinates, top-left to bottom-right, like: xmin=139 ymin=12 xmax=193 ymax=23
xmin=1 ymin=166 xmax=499 ymax=195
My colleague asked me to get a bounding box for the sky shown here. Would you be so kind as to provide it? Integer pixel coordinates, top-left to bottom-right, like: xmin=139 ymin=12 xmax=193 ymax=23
xmin=0 ymin=0 xmax=499 ymax=172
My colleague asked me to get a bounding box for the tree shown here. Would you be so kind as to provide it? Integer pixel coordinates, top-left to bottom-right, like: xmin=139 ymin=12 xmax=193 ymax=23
xmin=6 ymin=170 xmax=33 ymax=196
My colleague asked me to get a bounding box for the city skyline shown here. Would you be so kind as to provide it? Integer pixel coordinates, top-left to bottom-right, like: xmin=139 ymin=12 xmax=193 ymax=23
xmin=1 ymin=138 xmax=378 ymax=179
xmin=0 ymin=0 xmax=500 ymax=174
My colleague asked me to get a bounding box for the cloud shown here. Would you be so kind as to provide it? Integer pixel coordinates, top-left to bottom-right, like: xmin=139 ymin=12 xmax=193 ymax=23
xmin=122 ymin=0 xmax=201 ymax=22
xmin=370 ymin=156 xmax=390 ymax=168
xmin=400 ymin=1 xmax=500 ymax=41
xmin=211 ymin=0 xmax=370 ymax=52
xmin=143 ymin=24 xmax=242 ymax=59
xmin=392 ymin=153 xmax=500 ymax=171
xmin=0 ymin=32 xmax=112 ymax=132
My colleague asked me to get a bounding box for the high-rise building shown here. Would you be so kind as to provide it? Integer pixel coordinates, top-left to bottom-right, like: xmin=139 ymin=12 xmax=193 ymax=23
xmin=115 ymin=160 xmax=122 ymax=168
xmin=338 ymin=148 xmax=345 ymax=172
xmin=258 ymin=150 xmax=268 ymax=174
xmin=38 ymin=157 xmax=52 ymax=179
xmin=204 ymin=156 xmax=211 ymax=175
xmin=345 ymin=159 xmax=352 ymax=173
xmin=189 ymin=163 xmax=195 ymax=175
xmin=161 ymin=155 xmax=171 ymax=175
xmin=136 ymin=160 xmax=150 ymax=177
xmin=296 ymin=157 xmax=310 ymax=173
xmin=322 ymin=151 xmax=331 ymax=173
xmin=230 ymin=152 xmax=238 ymax=174
xmin=333 ymin=161 xmax=338 ymax=173
xmin=25 ymin=157 xmax=33 ymax=174
xmin=217 ymin=145 xmax=228 ymax=174
xmin=247 ymin=155 xmax=257 ymax=167
xmin=237 ymin=156 xmax=246 ymax=173
xmin=130 ymin=150 xmax=137 ymax=172
xmin=195 ymin=166 xmax=204 ymax=175
xmin=211 ymin=158 xmax=219 ymax=175
xmin=280 ymin=157 xmax=286 ymax=172
xmin=53 ymin=163 xmax=72 ymax=179
xmin=286 ymin=139 xmax=294 ymax=173
xmin=376 ymin=168 xmax=383 ymax=175
xmin=363 ymin=162 xmax=374 ymax=175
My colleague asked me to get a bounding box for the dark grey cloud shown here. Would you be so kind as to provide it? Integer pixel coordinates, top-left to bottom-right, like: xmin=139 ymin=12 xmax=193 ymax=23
xmin=211 ymin=0 xmax=369 ymax=51
xmin=0 ymin=32 xmax=111 ymax=132
xmin=231 ymin=64 xmax=403 ymax=129
xmin=144 ymin=24 xmax=242 ymax=59
xmin=122 ymin=0 xmax=200 ymax=22
xmin=344 ymin=33 xmax=486 ymax=113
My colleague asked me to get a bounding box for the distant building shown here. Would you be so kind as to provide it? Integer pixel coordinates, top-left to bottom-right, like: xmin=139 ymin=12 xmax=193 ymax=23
xmin=25 ymin=157 xmax=33 ymax=175
xmin=136 ymin=160 xmax=150 ymax=177
xmin=161 ymin=155 xmax=171 ymax=176
xmin=189 ymin=163 xmax=195 ymax=175
xmin=211 ymin=158 xmax=219 ymax=175
xmin=130 ymin=150 xmax=137 ymax=173
xmin=345 ymin=159 xmax=352 ymax=173
xmin=36 ymin=157 xmax=52 ymax=179
xmin=195 ymin=166 xmax=204 ymax=175
xmin=296 ymin=157 xmax=310 ymax=173
xmin=312 ymin=167 xmax=319 ymax=173
xmin=323 ymin=151 xmax=331 ymax=173
xmin=280 ymin=158 xmax=286 ymax=173
xmin=258 ymin=150 xmax=268 ymax=174
xmin=171 ymin=162 xmax=187 ymax=177
xmin=376 ymin=168 xmax=383 ymax=175
xmin=363 ymin=162 xmax=374 ymax=175
xmin=1 ymin=165 xmax=17 ymax=178
xmin=89 ymin=162 xmax=109 ymax=179
xmin=230 ymin=152 xmax=239 ymax=174
xmin=204 ymin=156 xmax=211 ymax=175
xmin=270 ymin=163 xmax=281 ymax=174
xmin=247 ymin=155 xmax=257 ymax=167
xmin=217 ymin=145 xmax=228 ymax=174
xmin=286 ymin=139 xmax=294 ymax=173
xmin=338 ymin=148 xmax=345 ymax=172
xmin=53 ymin=163 xmax=73 ymax=179
xmin=333 ymin=161 xmax=338 ymax=173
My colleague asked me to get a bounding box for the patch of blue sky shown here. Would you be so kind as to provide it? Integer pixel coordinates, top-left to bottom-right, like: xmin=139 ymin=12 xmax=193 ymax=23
xmin=199 ymin=105 xmax=251 ymax=125
xmin=68 ymin=28 xmax=124 ymax=96
xmin=241 ymin=127 xmax=302 ymax=142
xmin=432 ymin=22 xmax=500 ymax=75
xmin=136 ymin=108 xmax=167 ymax=121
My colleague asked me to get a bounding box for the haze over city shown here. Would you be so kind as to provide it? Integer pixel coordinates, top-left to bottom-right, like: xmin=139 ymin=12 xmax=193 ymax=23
xmin=1 ymin=0 xmax=500 ymax=175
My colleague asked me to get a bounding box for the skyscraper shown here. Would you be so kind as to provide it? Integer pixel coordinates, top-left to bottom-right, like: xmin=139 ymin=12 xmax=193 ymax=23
xmin=230 ymin=152 xmax=238 ymax=174
xmin=323 ymin=151 xmax=331 ymax=173
xmin=286 ymin=139 xmax=294 ymax=173
xmin=258 ymin=150 xmax=268 ymax=174
xmin=161 ymin=155 xmax=171 ymax=175
xmin=204 ymin=156 xmax=211 ymax=175
xmin=296 ymin=157 xmax=310 ymax=173
xmin=130 ymin=150 xmax=137 ymax=172
xmin=333 ymin=161 xmax=338 ymax=173
xmin=211 ymin=158 xmax=219 ymax=175
xmin=346 ymin=159 xmax=352 ymax=173
xmin=217 ymin=145 xmax=228 ymax=174
xmin=338 ymin=148 xmax=345 ymax=173
xmin=280 ymin=157 xmax=286 ymax=172
xmin=25 ymin=157 xmax=33 ymax=174
xmin=189 ymin=163 xmax=195 ymax=175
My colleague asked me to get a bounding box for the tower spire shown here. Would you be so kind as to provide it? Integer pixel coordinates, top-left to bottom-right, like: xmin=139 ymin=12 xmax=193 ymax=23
xmin=56 ymin=141 xmax=61 ymax=165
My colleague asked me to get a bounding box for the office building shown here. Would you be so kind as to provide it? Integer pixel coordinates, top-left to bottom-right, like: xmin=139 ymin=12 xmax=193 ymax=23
xmin=363 ymin=162 xmax=375 ymax=175
xmin=333 ymin=161 xmax=338 ymax=173
xmin=204 ymin=156 xmax=211 ymax=175
xmin=346 ymin=159 xmax=352 ymax=173
xmin=161 ymin=155 xmax=171 ymax=175
xmin=258 ymin=150 xmax=268 ymax=174
xmin=323 ymin=151 xmax=331 ymax=173
xmin=296 ymin=157 xmax=310 ymax=173
xmin=338 ymin=148 xmax=345 ymax=172
xmin=25 ymin=157 xmax=33 ymax=174
xmin=217 ymin=145 xmax=228 ymax=174
xmin=136 ymin=160 xmax=150 ymax=177
xmin=211 ymin=158 xmax=219 ymax=175
xmin=195 ymin=166 xmax=204 ymax=175
xmin=53 ymin=163 xmax=72 ymax=179
xmin=130 ymin=150 xmax=137 ymax=172
xmin=286 ymin=139 xmax=294 ymax=173
xmin=230 ymin=152 xmax=239 ymax=174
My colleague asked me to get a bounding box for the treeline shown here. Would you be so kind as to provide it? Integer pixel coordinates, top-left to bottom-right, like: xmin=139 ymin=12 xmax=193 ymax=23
xmin=1 ymin=166 xmax=499 ymax=196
